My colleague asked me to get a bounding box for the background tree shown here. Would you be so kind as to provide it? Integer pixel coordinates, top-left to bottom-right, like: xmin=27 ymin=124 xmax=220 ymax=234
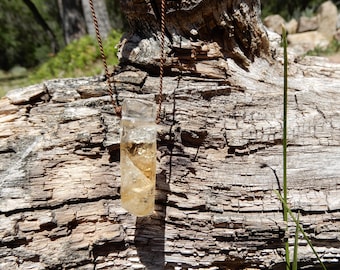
xmin=0 ymin=0 xmax=116 ymax=71
xmin=0 ymin=0 xmax=61 ymax=70
xmin=82 ymin=0 xmax=112 ymax=39
xmin=106 ymin=0 xmax=127 ymax=30
xmin=57 ymin=0 xmax=87 ymax=45
xmin=22 ymin=0 xmax=59 ymax=54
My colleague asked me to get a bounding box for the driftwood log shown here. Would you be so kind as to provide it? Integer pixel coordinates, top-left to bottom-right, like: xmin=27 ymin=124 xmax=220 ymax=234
xmin=1 ymin=0 xmax=340 ymax=269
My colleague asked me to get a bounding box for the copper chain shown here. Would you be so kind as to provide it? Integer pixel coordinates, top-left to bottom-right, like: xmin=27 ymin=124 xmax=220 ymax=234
xmin=89 ymin=0 xmax=121 ymax=116
xmin=157 ymin=0 xmax=166 ymax=123
xmin=89 ymin=0 xmax=166 ymax=121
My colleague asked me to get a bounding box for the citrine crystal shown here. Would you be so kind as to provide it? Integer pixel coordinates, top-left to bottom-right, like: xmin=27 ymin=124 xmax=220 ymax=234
xmin=120 ymin=99 xmax=157 ymax=216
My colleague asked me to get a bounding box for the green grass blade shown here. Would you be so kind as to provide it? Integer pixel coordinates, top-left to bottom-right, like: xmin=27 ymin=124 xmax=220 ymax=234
xmin=282 ymin=25 xmax=288 ymax=222
xmin=282 ymin=24 xmax=290 ymax=270
xmin=292 ymin=212 xmax=299 ymax=270
xmin=275 ymin=191 xmax=327 ymax=270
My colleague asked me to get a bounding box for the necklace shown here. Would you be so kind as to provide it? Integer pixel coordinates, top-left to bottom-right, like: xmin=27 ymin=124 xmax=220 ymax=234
xmin=89 ymin=0 xmax=166 ymax=216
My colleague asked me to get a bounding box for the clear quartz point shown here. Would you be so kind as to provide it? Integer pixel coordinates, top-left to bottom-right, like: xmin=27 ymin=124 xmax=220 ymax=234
xmin=120 ymin=99 xmax=157 ymax=216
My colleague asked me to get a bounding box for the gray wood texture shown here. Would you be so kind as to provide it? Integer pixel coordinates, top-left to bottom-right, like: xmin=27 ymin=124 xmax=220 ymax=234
xmin=1 ymin=0 xmax=340 ymax=268
xmin=1 ymin=49 xmax=339 ymax=269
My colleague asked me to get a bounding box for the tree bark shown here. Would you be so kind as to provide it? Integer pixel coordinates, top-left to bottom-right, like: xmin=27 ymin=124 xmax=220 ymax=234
xmin=119 ymin=0 xmax=270 ymax=73
xmin=1 ymin=1 xmax=340 ymax=269
xmin=82 ymin=0 xmax=112 ymax=39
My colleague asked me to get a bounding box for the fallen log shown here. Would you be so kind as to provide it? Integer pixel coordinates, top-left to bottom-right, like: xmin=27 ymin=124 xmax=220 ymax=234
xmin=0 ymin=0 xmax=340 ymax=269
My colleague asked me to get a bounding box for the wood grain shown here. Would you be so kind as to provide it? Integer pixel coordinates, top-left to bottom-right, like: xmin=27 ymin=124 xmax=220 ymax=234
xmin=0 ymin=0 xmax=340 ymax=268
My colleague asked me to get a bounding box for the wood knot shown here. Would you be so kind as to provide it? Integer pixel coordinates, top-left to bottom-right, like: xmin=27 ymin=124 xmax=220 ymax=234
xmin=181 ymin=129 xmax=208 ymax=147
xmin=115 ymin=106 xmax=122 ymax=118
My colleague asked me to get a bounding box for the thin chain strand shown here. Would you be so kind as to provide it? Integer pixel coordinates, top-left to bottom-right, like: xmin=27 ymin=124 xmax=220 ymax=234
xmin=89 ymin=0 xmax=121 ymax=116
xmin=157 ymin=0 xmax=166 ymax=123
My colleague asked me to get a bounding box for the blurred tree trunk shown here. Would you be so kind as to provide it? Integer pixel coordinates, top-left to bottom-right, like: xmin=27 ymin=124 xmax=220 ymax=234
xmin=106 ymin=0 xmax=127 ymax=30
xmin=82 ymin=0 xmax=112 ymax=39
xmin=57 ymin=0 xmax=87 ymax=44
xmin=22 ymin=0 xmax=59 ymax=53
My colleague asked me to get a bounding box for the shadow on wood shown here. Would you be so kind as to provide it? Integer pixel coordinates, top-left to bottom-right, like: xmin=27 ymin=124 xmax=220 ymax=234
xmin=135 ymin=170 xmax=169 ymax=269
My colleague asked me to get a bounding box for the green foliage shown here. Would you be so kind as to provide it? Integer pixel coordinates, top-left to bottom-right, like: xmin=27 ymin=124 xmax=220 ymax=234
xmin=261 ymin=0 xmax=335 ymax=20
xmin=0 ymin=0 xmax=122 ymax=97
xmin=0 ymin=0 xmax=35 ymax=69
xmin=0 ymin=67 xmax=29 ymax=97
xmin=104 ymin=30 xmax=123 ymax=66
xmin=0 ymin=0 xmax=62 ymax=70
xmin=29 ymin=30 xmax=122 ymax=83
xmin=105 ymin=0 xmax=126 ymax=30
xmin=0 ymin=0 xmax=124 ymax=74
xmin=306 ymin=39 xmax=340 ymax=56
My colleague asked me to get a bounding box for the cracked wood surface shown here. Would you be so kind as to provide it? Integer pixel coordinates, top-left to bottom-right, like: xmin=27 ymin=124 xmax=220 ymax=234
xmin=0 ymin=2 xmax=339 ymax=267
xmin=0 ymin=43 xmax=340 ymax=269
xmin=119 ymin=0 xmax=270 ymax=73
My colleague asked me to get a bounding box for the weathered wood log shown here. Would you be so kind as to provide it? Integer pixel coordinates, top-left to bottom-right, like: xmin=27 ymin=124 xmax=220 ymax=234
xmin=119 ymin=0 xmax=270 ymax=73
xmin=1 ymin=47 xmax=340 ymax=269
xmin=1 ymin=0 xmax=340 ymax=269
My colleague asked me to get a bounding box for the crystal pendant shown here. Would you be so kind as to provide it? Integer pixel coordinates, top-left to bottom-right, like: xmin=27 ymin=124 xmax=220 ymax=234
xmin=120 ymin=99 xmax=157 ymax=216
